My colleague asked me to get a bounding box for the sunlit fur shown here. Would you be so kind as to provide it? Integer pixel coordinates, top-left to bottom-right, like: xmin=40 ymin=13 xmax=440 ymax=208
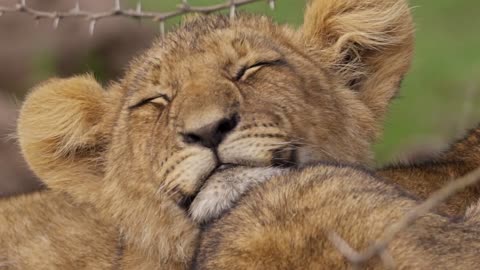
xmin=4 ymin=0 xmax=411 ymax=267
xmin=5 ymin=0 xmax=478 ymax=268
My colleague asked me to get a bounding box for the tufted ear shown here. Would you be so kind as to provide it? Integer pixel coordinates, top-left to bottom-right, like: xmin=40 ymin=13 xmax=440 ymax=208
xmin=17 ymin=75 xmax=119 ymax=201
xmin=302 ymin=0 xmax=414 ymax=120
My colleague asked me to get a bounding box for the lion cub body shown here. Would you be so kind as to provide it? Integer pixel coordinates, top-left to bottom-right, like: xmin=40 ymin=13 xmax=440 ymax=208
xmin=0 ymin=191 xmax=118 ymax=269
xmin=196 ymin=165 xmax=480 ymax=269
xmin=379 ymin=125 xmax=480 ymax=215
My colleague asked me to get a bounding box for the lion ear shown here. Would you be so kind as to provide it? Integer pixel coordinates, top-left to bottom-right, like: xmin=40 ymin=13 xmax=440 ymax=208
xmin=17 ymin=75 xmax=118 ymax=199
xmin=302 ymin=0 xmax=414 ymax=119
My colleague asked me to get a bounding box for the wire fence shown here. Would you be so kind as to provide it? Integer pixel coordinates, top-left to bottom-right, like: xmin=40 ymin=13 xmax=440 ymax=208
xmin=0 ymin=0 xmax=276 ymax=36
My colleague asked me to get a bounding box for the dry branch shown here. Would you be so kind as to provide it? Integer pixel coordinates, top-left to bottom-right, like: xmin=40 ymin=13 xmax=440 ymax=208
xmin=330 ymin=166 xmax=480 ymax=269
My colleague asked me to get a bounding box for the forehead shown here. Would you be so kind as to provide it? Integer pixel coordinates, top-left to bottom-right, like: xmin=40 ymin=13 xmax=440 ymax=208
xmin=123 ymin=15 xmax=287 ymax=95
xmin=159 ymin=14 xmax=281 ymax=57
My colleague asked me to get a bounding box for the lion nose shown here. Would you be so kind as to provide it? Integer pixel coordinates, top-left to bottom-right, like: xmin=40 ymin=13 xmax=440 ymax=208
xmin=182 ymin=113 xmax=239 ymax=149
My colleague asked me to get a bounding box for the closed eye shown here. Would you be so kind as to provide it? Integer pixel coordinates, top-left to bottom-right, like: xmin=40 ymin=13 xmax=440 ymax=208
xmin=129 ymin=94 xmax=171 ymax=109
xmin=234 ymin=60 xmax=285 ymax=81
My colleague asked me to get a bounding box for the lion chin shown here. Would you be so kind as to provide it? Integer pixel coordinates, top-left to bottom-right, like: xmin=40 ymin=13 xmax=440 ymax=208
xmin=189 ymin=165 xmax=289 ymax=223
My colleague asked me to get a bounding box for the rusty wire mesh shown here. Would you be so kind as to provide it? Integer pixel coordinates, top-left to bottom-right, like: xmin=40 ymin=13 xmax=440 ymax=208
xmin=0 ymin=0 xmax=276 ymax=36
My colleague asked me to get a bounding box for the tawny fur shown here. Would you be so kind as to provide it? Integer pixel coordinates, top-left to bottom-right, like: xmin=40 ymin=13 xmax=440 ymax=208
xmin=195 ymin=165 xmax=480 ymax=269
xmin=380 ymin=125 xmax=480 ymax=215
xmin=1 ymin=0 xmax=478 ymax=269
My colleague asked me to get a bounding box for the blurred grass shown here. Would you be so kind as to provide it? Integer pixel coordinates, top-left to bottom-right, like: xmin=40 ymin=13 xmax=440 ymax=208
xmin=379 ymin=0 xmax=480 ymax=162
xmin=37 ymin=0 xmax=480 ymax=164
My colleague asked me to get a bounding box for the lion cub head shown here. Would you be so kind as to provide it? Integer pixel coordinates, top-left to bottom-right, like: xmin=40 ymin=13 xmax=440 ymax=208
xmin=18 ymin=0 xmax=413 ymax=208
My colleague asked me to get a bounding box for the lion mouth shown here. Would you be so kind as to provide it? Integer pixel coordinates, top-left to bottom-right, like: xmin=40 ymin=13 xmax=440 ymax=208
xmin=177 ymin=163 xmax=238 ymax=210
xmin=178 ymin=148 xmax=298 ymax=211
xmin=178 ymin=194 xmax=196 ymax=210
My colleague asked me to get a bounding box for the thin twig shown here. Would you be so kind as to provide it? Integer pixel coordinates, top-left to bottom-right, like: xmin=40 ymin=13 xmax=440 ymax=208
xmin=330 ymin=166 xmax=480 ymax=269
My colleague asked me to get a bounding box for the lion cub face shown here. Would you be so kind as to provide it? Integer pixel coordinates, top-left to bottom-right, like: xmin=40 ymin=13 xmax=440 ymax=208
xmin=115 ymin=16 xmax=384 ymax=206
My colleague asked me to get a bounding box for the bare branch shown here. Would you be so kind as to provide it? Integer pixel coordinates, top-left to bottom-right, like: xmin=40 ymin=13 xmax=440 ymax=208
xmin=269 ymin=0 xmax=275 ymax=10
xmin=330 ymin=166 xmax=480 ymax=268
xmin=89 ymin=20 xmax=96 ymax=36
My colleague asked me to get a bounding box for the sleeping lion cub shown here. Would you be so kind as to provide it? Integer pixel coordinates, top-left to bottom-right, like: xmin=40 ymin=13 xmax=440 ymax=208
xmin=1 ymin=0 xmax=480 ymax=269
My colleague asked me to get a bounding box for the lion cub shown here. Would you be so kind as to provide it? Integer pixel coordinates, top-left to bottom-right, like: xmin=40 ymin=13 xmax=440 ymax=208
xmin=2 ymin=0 xmax=479 ymax=269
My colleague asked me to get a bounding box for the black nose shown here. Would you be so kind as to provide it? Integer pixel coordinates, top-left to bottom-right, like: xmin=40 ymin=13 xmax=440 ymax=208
xmin=182 ymin=113 xmax=239 ymax=149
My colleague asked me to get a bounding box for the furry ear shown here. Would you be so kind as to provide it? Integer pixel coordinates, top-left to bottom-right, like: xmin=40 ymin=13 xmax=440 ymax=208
xmin=302 ymin=0 xmax=414 ymax=119
xmin=17 ymin=75 xmax=118 ymax=200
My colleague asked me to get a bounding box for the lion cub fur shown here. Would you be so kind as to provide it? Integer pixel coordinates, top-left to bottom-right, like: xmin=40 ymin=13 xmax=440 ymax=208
xmin=1 ymin=0 xmax=479 ymax=269
xmin=195 ymin=165 xmax=480 ymax=269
